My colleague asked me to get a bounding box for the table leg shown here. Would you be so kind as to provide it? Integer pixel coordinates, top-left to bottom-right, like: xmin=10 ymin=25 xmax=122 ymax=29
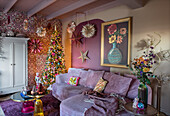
xmin=34 ymin=98 xmax=44 ymax=116
xmin=21 ymin=101 xmax=34 ymax=113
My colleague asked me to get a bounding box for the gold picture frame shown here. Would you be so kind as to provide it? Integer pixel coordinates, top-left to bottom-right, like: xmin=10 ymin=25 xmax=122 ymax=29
xmin=101 ymin=17 xmax=132 ymax=68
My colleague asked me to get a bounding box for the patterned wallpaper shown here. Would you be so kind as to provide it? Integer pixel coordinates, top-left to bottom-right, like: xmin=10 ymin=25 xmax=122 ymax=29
xmin=0 ymin=10 xmax=62 ymax=87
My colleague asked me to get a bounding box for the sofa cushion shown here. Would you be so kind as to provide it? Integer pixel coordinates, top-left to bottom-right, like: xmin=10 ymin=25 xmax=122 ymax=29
xmin=123 ymin=74 xmax=140 ymax=99
xmin=67 ymin=76 xmax=80 ymax=86
xmin=79 ymin=71 xmax=91 ymax=86
xmin=85 ymin=70 xmax=105 ymax=88
xmin=67 ymin=68 xmax=86 ymax=82
xmin=103 ymin=72 xmax=132 ymax=96
xmin=93 ymin=77 xmax=107 ymax=93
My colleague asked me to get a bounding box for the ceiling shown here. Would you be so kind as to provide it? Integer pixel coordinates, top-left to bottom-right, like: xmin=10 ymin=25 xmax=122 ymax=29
xmin=0 ymin=0 xmax=149 ymax=20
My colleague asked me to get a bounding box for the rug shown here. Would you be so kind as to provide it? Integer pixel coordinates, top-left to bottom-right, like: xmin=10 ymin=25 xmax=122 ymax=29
xmin=0 ymin=92 xmax=60 ymax=116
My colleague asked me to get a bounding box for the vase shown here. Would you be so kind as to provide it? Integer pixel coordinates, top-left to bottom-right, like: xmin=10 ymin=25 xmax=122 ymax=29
xmin=107 ymin=42 xmax=122 ymax=64
xmin=138 ymin=82 xmax=148 ymax=108
xmin=6 ymin=30 xmax=14 ymax=37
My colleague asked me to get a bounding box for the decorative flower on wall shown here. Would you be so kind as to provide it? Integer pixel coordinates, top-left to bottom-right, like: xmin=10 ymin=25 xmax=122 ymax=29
xmin=36 ymin=26 xmax=46 ymax=37
xmin=81 ymin=23 xmax=96 ymax=38
xmin=28 ymin=39 xmax=43 ymax=53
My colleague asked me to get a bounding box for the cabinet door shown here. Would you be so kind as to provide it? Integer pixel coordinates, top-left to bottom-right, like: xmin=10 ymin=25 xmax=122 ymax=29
xmin=13 ymin=41 xmax=26 ymax=87
xmin=0 ymin=39 xmax=13 ymax=89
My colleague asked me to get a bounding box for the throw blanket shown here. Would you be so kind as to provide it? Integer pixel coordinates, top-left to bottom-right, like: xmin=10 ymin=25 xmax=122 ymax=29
xmin=83 ymin=90 xmax=118 ymax=116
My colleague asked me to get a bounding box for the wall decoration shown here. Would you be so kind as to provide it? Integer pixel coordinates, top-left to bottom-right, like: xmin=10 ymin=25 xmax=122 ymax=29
xmin=81 ymin=23 xmax=96 ymax=38
xmin=67 ymin=21 xmax=76 ymax=37
xmin=72 ymin=19 xmax=110 ymax=71
xmin=101 ymin=17 xmax=131 ymax=68
xmin=28 ymin=39 xmax=43 ymax=53
xmin=70 ymin=32 xmax=83 ymax=46
xmin=36 ymin=26 xmax=46 ymax=37
xmin=23 ymin=19 xmax=28 ymax=31
xmin=78 ymin=50 xmax=90 ymax=63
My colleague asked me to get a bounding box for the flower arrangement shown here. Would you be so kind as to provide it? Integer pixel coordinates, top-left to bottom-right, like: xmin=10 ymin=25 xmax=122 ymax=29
xmin=107 ymin=24 xmax=127 ymax=44
xmin=130 ymin=39 xmax=158 ymax=84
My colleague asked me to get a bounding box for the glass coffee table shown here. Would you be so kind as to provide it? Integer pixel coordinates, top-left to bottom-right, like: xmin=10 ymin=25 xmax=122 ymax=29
xmin=10 ymin=92 xmax=35 ymax=113
xmin=27 ymin=90 xmax=50 ymax=116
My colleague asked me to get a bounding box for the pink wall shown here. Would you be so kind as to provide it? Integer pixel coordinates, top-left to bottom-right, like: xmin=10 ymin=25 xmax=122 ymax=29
xmin=72 ymin=19 xmax=110 ymax=71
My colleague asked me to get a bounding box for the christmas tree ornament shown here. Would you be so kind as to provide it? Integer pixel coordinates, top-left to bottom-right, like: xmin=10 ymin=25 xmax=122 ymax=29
xmin=81 ymin=23 xmax=96 ymax=38
xmin=78 ymin=50 xmax=90 ymax=63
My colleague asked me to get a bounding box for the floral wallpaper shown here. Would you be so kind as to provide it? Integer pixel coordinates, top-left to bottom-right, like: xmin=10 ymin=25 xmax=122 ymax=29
xmin=0 ymin=10 xmax=62 ymax=87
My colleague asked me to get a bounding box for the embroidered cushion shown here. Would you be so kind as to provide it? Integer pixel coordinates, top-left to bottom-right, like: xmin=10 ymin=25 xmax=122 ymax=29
xmin=93 ymin=78 xmax=107 ymax=93
xmin=67 ymin=76 xmax=80 ymax=86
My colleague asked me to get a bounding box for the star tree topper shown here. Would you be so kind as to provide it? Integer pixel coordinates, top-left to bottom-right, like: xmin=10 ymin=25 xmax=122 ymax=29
xmin=78 ymin=50 xmax=90 ymax=63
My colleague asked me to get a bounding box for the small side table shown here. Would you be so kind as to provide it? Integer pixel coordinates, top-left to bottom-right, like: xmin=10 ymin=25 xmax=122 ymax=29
xmin=124 ymin=102 xmax=157 ymax=116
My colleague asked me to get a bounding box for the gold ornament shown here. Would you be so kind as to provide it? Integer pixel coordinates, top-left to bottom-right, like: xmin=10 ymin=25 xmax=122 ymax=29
xmin=78 ymin=50 xmax=90 ymax=63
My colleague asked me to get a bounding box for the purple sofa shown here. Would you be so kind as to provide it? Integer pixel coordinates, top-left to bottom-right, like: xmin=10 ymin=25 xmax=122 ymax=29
xmin=52 ymin=68 xmax=152 ymax=116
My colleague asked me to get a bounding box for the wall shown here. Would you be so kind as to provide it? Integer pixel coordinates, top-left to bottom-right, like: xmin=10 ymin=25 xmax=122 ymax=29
xmin=62 ymin=0 xmax=170 ymax=115
xmin=0 ymin=10 xmax=62 ymax=87
xmin=71 ymin=19 xmax=110 ymax=71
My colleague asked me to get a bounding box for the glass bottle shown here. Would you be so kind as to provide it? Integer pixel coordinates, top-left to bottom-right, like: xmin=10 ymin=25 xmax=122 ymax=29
xmin=138 ymin=82 xmax=148 ymax=108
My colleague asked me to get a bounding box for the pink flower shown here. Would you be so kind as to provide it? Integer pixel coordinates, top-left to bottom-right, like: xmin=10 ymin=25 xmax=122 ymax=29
xmin=120 ymin=28 xmax=127 ymax=35
xmin=107 ymin=24 xmax=117 ymax=35
xmin=55 ymin=73 xmax=58 ymax=76
xmin=117 ymin=35 xmax=123 ymax=44
xmin=45 ymin=75 xmax=47 ymax=78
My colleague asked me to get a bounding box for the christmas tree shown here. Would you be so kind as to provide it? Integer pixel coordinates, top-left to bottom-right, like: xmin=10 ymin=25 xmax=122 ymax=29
xmin=41 ymin=30 xmax=66 ymax=88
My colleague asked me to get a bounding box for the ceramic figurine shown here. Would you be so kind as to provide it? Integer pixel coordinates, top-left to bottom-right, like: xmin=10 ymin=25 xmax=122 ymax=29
xmin=132 ymin=97 xmax=139 ymax=108
xmin=35 ymin=72 xmax=41 ymax=89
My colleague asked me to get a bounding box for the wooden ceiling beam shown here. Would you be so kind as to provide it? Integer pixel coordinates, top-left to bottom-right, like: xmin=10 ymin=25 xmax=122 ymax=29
xmin=46 ymin=0 xmax=97 ymax=20
xmin=27 ymin=0 xmax=56 ymax=17
xmin=3 ymin=0 xmax=18 ymax=13
xmin=119 ymin=0 xmax=149 ymax=9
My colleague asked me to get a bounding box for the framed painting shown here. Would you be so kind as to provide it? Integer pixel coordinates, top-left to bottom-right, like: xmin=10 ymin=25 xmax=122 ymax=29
xmin=101 ymin=17 xmax=132 ymax=68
